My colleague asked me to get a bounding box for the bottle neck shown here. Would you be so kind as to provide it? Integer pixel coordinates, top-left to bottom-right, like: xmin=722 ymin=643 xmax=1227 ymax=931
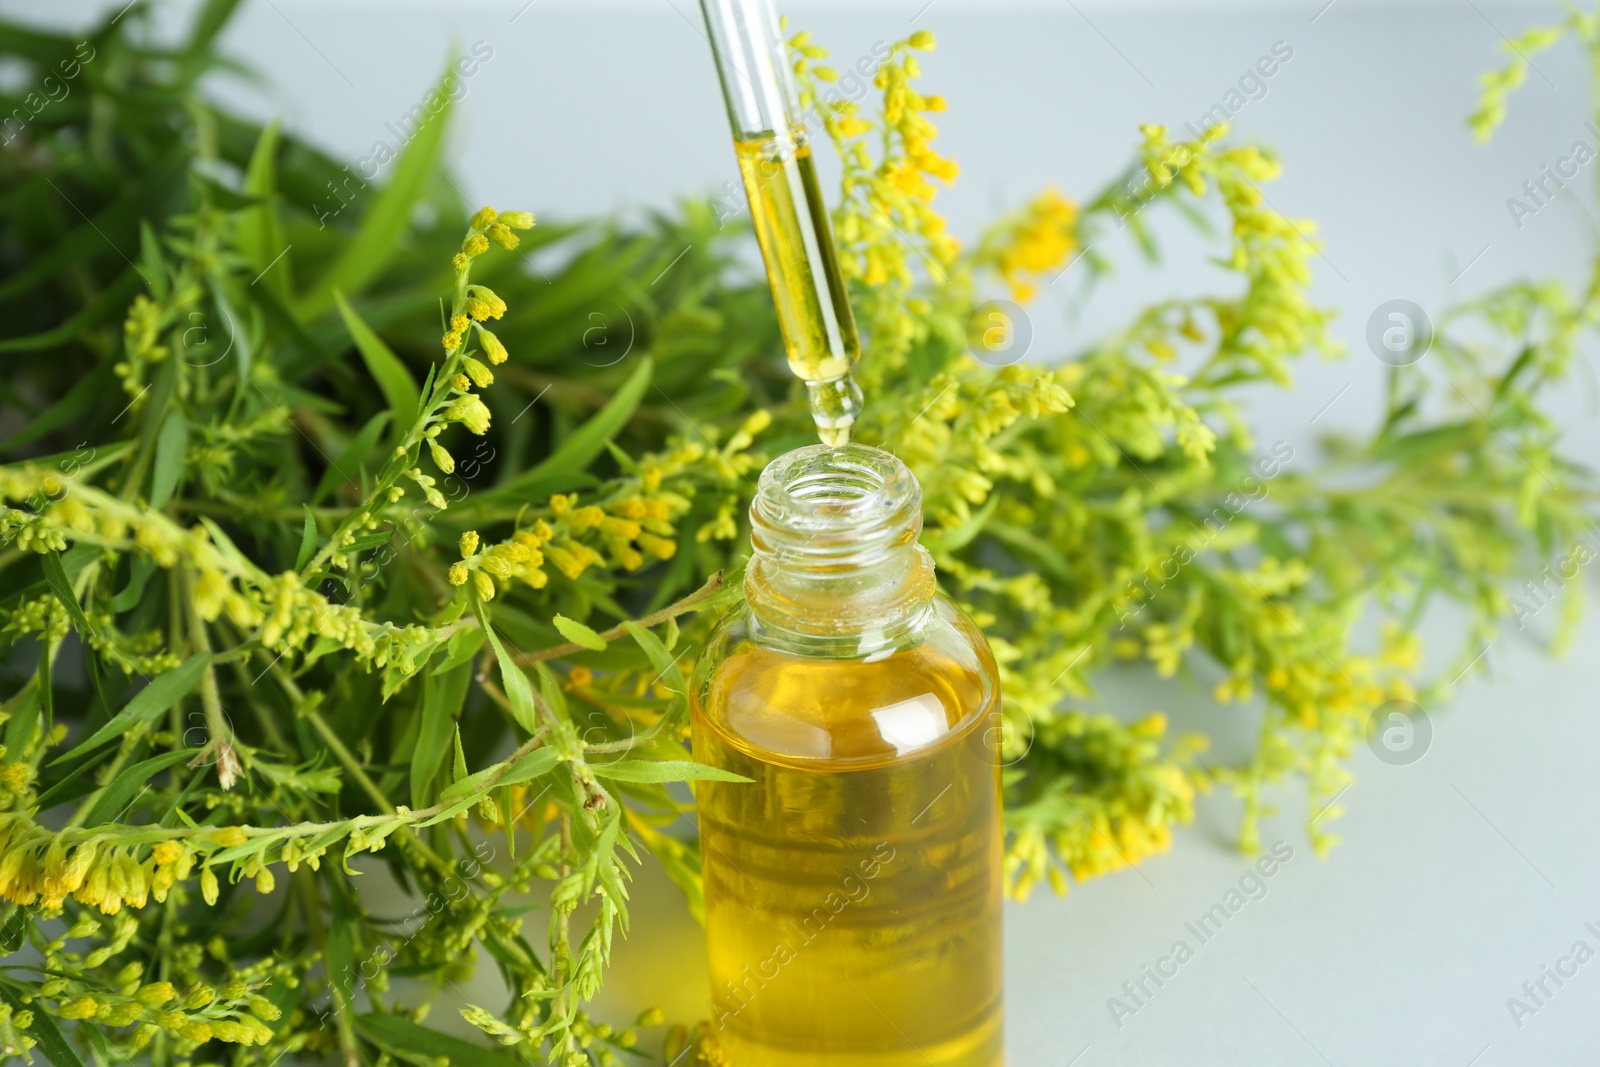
xmin=744 ymin=444 xmax=937 ymax=655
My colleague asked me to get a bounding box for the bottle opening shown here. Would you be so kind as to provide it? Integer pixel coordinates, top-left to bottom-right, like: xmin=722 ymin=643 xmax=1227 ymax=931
xmin=751 ymin=444 xmax=920 ymax=557
xmin=746 ymin=444 xmax=934 ymax=645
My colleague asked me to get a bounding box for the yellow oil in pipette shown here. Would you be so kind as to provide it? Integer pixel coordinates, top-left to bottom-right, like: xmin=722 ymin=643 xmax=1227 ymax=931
xmin=734 ymin=132 xmax=864 ymax=446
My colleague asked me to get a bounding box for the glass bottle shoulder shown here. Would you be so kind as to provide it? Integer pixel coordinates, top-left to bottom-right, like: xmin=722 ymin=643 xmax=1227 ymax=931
xmin=692 ymin=596 xmax=998 ymax=771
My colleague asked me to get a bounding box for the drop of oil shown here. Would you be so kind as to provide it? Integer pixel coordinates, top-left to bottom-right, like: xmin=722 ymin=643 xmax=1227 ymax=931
xmin=806 ymin=372 xmax=864 ymax=447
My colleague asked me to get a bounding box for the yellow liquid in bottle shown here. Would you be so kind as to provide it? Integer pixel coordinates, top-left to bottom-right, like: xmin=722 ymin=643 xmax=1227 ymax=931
xmin=735 ymin=133 xmax=864 ymax=446
xmin=693 ymin=640 xmax=1004 ymax=1066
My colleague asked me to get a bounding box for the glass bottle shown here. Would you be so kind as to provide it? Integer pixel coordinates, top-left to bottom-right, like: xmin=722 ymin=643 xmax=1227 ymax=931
xmin=692 ymin=443 xmax=1005 ymax=1066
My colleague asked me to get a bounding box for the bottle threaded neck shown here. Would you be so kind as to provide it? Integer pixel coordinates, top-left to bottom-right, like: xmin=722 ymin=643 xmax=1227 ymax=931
xmin=745 ymin=444 xmax=935 ymax=648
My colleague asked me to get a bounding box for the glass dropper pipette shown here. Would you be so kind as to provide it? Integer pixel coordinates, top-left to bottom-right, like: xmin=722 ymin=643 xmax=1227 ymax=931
xmin=698 ymin=0 xmax=864 ymax=446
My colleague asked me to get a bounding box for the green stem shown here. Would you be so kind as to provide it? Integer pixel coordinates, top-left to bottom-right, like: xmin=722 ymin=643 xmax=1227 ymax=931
xmin=300 ymin=261 xmax=480 ymax=579
xmin=183 ymin=568 xmax=237 ymax=784
xmin=513 ymin=570 xmax=724 ymax=665
xmin=301 ymin=869 xmax=360 ymax=1066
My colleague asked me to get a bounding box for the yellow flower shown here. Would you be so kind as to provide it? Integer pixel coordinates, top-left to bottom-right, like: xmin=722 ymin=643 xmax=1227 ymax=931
xmin=137 ymin=982 xmax=177 ymax=1007
xmin=486 ymin=222 xmax=519 ymax=250
xmin=462 ymin=356 xmax=494 ymax=387
xmin=637 ymin=533 xmax=676 ymax=560
xmin=834 ymin=114 xmax=871 ymax=137
xmin=469 ymin=205 xmax=498 ymax=229
xmin=447 ymin=395 xmax=492 ymax=435
xmin=477 ymin=326 xmax=509 ymax=364
xmin=460 ymin=531 xmax=480 ymax=557
xmin=59 ymin=997 xmax=102 ymax=1020
xmin=991 ymin=188 xmax=1079 ymax=304
xmin=463 ymin=285 xmax=507 ymax=321
xmin=428 ymin=440 xmax=455 ymax=473
xmin=569 ymin=506 xmax=605 ymax=531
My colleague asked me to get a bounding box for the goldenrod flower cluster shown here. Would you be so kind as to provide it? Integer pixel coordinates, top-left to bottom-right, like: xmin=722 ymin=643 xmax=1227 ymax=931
xmin=42 ymin=971 xmax=279 ymax=1051
xmin=888 ymin=366 xmax=1075 ymax=531
xmin=0 ymin=816 xmax=202 ymax=913
xmin=450 ymin=418 xmax=768 ymax=600
xmin=431 ymin=206 xmax=532 ymax=463
xmin=979 ymin=188 xmax=1080 ymax=303
xmin=0 ymin=464 xmax=456 ymax=687
xmin=112 ymin=281 xmax=201 ymax=407
xmin=793 ymin=30 xmax=957 ymax=372
xmin=1133 ymin=124 xmax=1340 ymax=385
xmin=1469 ymin=19 xmax=1571 ymax=140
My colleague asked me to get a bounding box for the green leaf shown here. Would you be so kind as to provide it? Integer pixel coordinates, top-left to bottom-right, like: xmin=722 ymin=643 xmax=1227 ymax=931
xmin=412 ymin=660 xmax=472 ymax=808
xmin=301 ymin=71 xmax=454 ymax=317
xmin=140 ymin=221 xmax=169 ymax=302
xmin=313 ymin=410 xmax=391 ymax=504
xmin=355 ymin=1013 xmax=523 ymax=1067
xmin=621 ymin=620 xmax=689 ymax=739
xmin=552 ymin=613 xmax=607 ymax=651
xmin=0 ymin=275 xmax=140 ymax=358
xmin=591 ymin=760 xmax=751 ymax=784
xmin=41 ymin=550 xmax=98 ymax=644
xmin=334 ymin=291 xmax=420 ymax=433
xmin=328 ymin=890 xmax=357 ymax=1018
xmin=296 ymin=505 xmax=318 ymax=571
xmin=237 ymin=118 xmax=292 ymax=299
xmin=82 ymin=749 xmax=195 ymax=827
xmin=525 ymin=356 xmax=652 ymax=479
xmin=435 ymin=627 xmax=485 ymax=672
xmin=621 ymin=621 xmax=683 ymax=687
xmin=53 ymin=653 xmax=212 ymax=764
xmin=0 ymin=150 xmax=184 ymax=302
xmin=3 ymin=684 xmax=42 ymax=762
xmin=473 ymin=601 xmax=540 ymax=734
xmin=0 ymin=907 xmax=29 ymax=953
xmin=0 ymin=985 xmax=84 ymax=1067
xmin=185 ymin=0 xmax=246 ymax=57
xmin=208 ymin=279 xmax=256 ymax=417
xmin=107 ymin=555 xmax=157 ymax=614
xmin=195 ymin=175 xmax=265 ymax=211
xmin=149 ymin=409 xmax=189 ymax=508
xmin=435 ymin=747 xmax=561 ymax=807
xmin=452 ymin=726 xmax=469 ymax=786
